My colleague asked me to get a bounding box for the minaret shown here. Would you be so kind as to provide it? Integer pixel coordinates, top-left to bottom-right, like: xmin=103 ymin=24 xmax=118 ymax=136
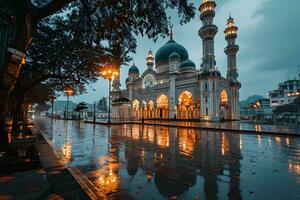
xmin=224 ymin=15 xmax=240 ymax=120
xmin=199 ymin=0 xmax=218 ymax=72
xmin=168 ymin=51 xmax=180 ymax=118
xmin=224 ymin=15 xmax=239 ymax=82
xmin=146 ymin=49 xmax=154 ymax=69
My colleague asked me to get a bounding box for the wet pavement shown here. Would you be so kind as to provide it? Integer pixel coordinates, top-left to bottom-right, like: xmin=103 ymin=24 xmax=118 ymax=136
xmin=0 ymin=169 xmax=50 ymax=199
xmin=35 ymin=117 xmax=300 ymax=200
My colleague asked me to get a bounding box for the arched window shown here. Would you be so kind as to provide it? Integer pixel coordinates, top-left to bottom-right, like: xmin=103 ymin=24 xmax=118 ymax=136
xmin=178 ymin=91 xmax=193 ymax=107
xmin=156 ymin=94 xmax=168 ymax=108
xmin=220 ymin=89 xmax=228 ymax=104
xmin=148 ymin=100 xmax=154 ymax=110
xmin=204 ymin=82 xmax=209 ymax=90
xmin=133 ymin=99 xmax=140 ymax=111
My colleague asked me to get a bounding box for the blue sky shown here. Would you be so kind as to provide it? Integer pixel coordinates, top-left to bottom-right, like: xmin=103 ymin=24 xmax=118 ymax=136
xmin=62 ymin=0 xmax=300 ymax=103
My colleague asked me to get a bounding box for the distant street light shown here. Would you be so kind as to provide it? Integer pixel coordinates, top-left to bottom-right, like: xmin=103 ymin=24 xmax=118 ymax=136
xmin=252 ymin=101 xmax=261 ymax=123
xmin=98 ymin=64 xmax=119 ymax=124
xmin=64 ymin=86 xmax=74 ymax=120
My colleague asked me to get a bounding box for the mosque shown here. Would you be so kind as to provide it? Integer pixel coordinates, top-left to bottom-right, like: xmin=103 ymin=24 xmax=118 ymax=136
xmin=111 ymin=0 xmax=241 ymax=121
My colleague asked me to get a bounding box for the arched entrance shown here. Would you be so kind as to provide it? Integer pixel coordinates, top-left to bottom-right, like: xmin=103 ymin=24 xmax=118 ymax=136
xmin=178 ymin=91 xmax=194 ymax=119
xmin=148 ymin=100 xmax=154 ymax=118
xmin=220 ymin=89 xmax=229 ymax=120
xmin=156 ymin=94 xmax=169 ymax=118
xmin=132 ymin=99 xmax=140 ymax=119
xmin=142 ymin=100 xmax=147 ymax=118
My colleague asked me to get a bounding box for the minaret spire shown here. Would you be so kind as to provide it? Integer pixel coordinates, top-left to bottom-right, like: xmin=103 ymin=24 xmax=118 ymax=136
xmin=146 ymin=49 xmax=154 ymax=69
xmin=199 ymin=0 xmax=218 ymax=72
xmin=168 ymin=16 xmax=174 ymax=39
xmin=224 ymin=14 xmax=239 ymax=82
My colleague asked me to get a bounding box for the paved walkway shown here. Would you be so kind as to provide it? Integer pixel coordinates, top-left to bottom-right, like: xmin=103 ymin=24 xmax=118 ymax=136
xmin=85 ymin=119 xmax=300 ymax=136
xmin=0 ymin=169 xmax=50 ymax=200
xmin=34 ymin=130 xmax=91 ymax=200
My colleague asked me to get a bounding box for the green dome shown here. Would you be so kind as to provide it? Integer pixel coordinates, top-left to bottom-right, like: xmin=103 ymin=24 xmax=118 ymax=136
xmin=169 ymin=51 xmax=180 ymax=61
xmin=179 ymin=59 xmax=196 ymax=72
xmin=155 ymin=39 xmax=188 ymax=65
xmin=128 ymin=64 xmax=139 ymax=74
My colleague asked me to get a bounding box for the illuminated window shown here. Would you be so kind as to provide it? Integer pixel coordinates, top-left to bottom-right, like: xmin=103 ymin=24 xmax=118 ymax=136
xmin=148 ymin=100 xmax=154 ymax=110
xmin=179 ymin=91 xmax=193 ymax=107
xmin=157 ymin=94 xmax=168 ymax=108
xmin=220 ymin=89 xmax=228 ymax=104
xmin=133 ymin=99 xmax=139 ymax=111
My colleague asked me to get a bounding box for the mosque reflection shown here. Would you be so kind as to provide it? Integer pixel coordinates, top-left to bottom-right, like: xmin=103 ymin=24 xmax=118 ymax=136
xmin=103 ymin=125 xmax=243 ymax=200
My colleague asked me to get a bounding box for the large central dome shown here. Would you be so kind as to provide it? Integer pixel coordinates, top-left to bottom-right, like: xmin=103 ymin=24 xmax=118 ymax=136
xmin=155 ymin=39 xmax=189 ymax=66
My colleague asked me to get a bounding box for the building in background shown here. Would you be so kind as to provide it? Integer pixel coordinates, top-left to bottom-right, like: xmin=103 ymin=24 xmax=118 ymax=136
xmin=112 ymin=0 xmax=241 ymax=121
xmin=269 ymin=78 xmax=300 ymax=108
xmin=240 ymin=97 xmax=273 ymax=121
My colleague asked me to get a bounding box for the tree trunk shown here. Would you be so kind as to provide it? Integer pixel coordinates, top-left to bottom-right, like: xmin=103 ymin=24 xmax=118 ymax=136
xmin=11 ymin=99 xmax=24 ymax=133
xmin=0 ymin=1 xmax=33 ymax=145
xmin=0 ymin=90 xmax=9 ymax=146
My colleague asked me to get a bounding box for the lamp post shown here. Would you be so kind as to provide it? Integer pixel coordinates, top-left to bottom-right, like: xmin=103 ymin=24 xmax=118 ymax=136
xmin=64 ymin=86 xmax=74 ymax=120
xmin=98 ymin=65 xmax=119 ymax=124
xmin=49 ymin=96 xmax=56 ymax=119
xmin=93 ymin=101 xmax=96 ymax=123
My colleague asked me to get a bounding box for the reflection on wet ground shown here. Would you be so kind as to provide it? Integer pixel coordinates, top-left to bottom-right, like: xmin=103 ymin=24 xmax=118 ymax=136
xmin=88 ymin=118 xmax=300 ymax=134
xmin=35 ymin=118 xmax=300 ymax=200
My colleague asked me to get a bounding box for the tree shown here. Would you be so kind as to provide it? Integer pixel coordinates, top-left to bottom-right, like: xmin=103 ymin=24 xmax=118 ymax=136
xmin=98 ymin=97 xmax=108 ymax=112
xmin=0 ymin=0 xmax=195 ymax=143
xmin=75 ymin=102 xmax=88 ymax=120
xmin=8 ymin=16 xmax=106 ymax=131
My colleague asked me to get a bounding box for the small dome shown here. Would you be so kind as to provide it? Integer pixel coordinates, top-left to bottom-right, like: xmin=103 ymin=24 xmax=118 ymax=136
xmin=125 ymin=77 xmax=130 ymax=83
xmin=155 ymin=39 xmax=189 ymax=66
xmin=129 ymin=64 xmax=139 ymax=75
xmin=169 ymin=51 xmax=180 ymax=61
xmin=179 ymin=59 xmax=196 ymax=72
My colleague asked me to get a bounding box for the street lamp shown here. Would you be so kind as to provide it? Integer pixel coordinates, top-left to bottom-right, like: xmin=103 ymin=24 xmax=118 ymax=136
xmin=252 ymin=101 xmax=261 ymax=123
xmin=93 ymin=101 xmax=96 ymax=123
xmin=49 ymin=95 xmax=56 ymax=119
xmin=98 ymin=65 xmax=119 ymax=124
xmin=64 ymin=86 xmax=74 ymax=120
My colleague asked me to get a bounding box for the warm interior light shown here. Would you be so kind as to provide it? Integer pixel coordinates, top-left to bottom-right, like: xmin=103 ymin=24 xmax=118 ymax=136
xmin=21 ymin=57 xmax=26 ymax=65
